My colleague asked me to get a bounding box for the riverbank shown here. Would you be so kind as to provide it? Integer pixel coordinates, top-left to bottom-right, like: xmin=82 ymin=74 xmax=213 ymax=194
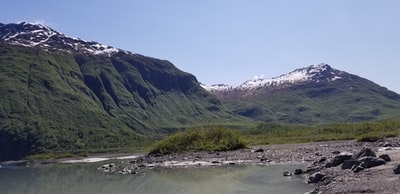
xmin=96 ymin=138 xmax=400 ymax=193
xmin=3 ymin=139 xmax=400 ymax=193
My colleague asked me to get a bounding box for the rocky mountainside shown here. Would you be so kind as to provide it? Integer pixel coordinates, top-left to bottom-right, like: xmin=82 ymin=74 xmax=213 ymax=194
xmin=203 ymin=64 xmax=400 ymax=123
xmin=0 ymin=22 xmax=125 ymax=56
xmin=0 ymin=22 xmax=238 ymax=161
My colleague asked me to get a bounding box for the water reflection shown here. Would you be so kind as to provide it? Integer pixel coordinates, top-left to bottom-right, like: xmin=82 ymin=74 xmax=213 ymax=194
xmin=0 ymin=163 xmax=312 ymax=194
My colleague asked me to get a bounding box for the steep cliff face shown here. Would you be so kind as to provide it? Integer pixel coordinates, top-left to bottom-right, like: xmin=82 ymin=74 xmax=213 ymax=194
xmin=0 ymin=22 xmax=235 ymax=161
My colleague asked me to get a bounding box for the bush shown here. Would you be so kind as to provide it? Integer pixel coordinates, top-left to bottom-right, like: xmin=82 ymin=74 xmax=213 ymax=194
xmin=149 ymin=126 xmax=246 ymax=154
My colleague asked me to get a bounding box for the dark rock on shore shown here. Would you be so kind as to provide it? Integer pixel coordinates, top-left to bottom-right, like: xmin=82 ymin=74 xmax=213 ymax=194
xmin=308 ymin=172 xmax=326 ymax=183
xmin=294 ymin=168 xmax=303 ymax=175
xmin=341 ymin=160 xmax=363 ymax=170
xmin=358 ymin=156 xmax=386 ymax=168
xmin=283 ymin=171 xmax=292 ymax=176
xmin=379 ymin=154 xmax=391 ymax=162
xmin=351 ymin=165 xmax=364 ymax=173
xmin=98 ymin=163 xmax=116 ymax=173
xmin=325 ymin=152 xmax=353 ymax=168
xmin=393 ymin=164 xmax=400 ymax=174
xmin=352 ymin=147 xmax=376 ymax=159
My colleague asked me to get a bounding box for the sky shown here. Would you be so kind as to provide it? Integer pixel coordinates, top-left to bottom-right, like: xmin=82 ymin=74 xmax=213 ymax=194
xmin=2 ymin=0 xmax=400 ymax=93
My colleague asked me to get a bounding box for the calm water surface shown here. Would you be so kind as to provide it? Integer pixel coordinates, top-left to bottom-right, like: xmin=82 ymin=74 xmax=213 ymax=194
xmin=0 ymin=162 xmax=312 ymax=194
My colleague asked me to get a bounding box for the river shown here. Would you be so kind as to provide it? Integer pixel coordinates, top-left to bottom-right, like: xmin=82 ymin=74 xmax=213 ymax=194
xmin=0 ymin=162 xmax=312 ymax=194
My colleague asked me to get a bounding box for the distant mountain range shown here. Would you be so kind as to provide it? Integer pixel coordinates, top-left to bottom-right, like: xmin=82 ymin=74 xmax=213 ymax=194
xmin=202 ymin=64 xmax=400 ymax=123
xmin=0 ymin=22 xmax=239 ymax=161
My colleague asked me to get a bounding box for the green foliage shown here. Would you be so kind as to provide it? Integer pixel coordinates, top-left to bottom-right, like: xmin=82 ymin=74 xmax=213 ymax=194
xmin=0 ymin=44 xmax=241 ymax=161
xmin=149 ymin=126 xmax=247 ymax=154
xmin=219 ymin=78 xmax=400 ymax=123
xmin=241 ymin=119 xmax=400 ymax=145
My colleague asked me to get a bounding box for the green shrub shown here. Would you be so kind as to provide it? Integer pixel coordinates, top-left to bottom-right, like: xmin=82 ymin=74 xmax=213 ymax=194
xmin=149 ymin=126 xmax=246 ymax=154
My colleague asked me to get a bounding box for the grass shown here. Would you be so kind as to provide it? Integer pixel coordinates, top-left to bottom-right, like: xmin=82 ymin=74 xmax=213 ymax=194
xmin=0 ymin=43 xmax=242 ymax=161
xmin=240 ymin=119 xmax=400 ymax=145
xmin=149 ymin=126 xmax=247 ymax=154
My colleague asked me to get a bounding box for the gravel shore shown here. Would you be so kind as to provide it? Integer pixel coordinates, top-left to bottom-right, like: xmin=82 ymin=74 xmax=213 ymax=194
xmin=98 ymin=138 xmax=400 ymax=194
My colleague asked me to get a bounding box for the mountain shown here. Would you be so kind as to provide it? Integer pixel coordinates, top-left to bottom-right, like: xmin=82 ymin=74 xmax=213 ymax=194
xmin=0 ymin=22 xmax=239 ymax=161
xmin=203 ymin=64 xmax=400 ymax=123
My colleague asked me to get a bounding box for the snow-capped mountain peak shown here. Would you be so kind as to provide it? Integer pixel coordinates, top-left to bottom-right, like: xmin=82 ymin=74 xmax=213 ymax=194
xmin=0 ymin=22 xmax=128 ymax=56
xmin=202 ymin=63 xmax=344 ymax=92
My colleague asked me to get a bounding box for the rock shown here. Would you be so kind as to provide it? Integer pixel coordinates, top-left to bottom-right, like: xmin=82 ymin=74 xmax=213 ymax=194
xmin=318 ymin=157 xmax=327 ymax=163
xmin=383 ymin=142 xmax=392 ymax=147
xmin=294 ymin=169 xmax=303 ymax=175
xmin=352 ymin=165 xmax=364 ymax=173
xmin=352 ymin=147 xmax=376 ymax=160
xmin=305 ymin=166 xmax=320 ymax=173
xmin=358 ymin=156 xmax=386 ymax=168
xmin=211 ymin=160 xmax=219 ymax=164
xmin=342 ymin=160 xmax=363 ymax=170
xmin=332 ymin=151 xmax=341 ymax=155
xmin=283 ymin=171 xmax=292 ymax=176
xmin=308 ymin=172 xmax=326 ymax=183
xmin=379 ymin=154 xmax=391 ymax=162
xmin=260 ymin=158 xmax=269 ymax=162
xmin=98 ymin=163 xmax=116 ymax=173
xmin=253 ymin=148 xmax=264 ymax=153
xmin=325 ymin=152 xmax=353 ymax=168
xmin=393 ymin=164 xmax=400 ymax=174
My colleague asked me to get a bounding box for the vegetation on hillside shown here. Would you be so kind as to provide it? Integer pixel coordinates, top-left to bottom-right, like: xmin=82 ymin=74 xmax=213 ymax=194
xmin=149 ymin=119 xmax=400 ymax=155
xmin=218 ymin=80 xmax=400 ymax=123
xmin=0 ymin=44 xmax=240 ymax=161
xmin=241 ymin=119 xmax=400 ymax=145
xmin=149 ymin=126 xmax=247 ymax=154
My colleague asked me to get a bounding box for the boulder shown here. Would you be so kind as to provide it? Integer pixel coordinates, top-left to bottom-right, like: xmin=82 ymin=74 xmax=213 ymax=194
xmin=294 ymin=169 xmax=303 ymax=175
xmin=342 ymin=160 xmax=363 ymax=170
xmin=308 ymin=172 xmax=326 ymax=183
xmin=325 ymin=152 xmax=353 ymax=168
xmin=393 ymin=164 xmax=400 ymax=174
xmin=352 ymin=147 xmax=376 ymax=160
xmin=352 ymin=165 xmax=364 ymax=173
xmin=283 ymin=171 xmax=292 ymax=176
xmin=379 ymin=154 xmax=391 ymax=162
xmin=358 ymin=156 xmax=386 ymax=168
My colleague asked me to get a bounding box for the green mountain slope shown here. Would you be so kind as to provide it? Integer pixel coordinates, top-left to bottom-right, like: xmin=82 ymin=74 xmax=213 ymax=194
xmin=207 ymin=64 xmax=400 ymax=123
xmin=0 ymin=43 xmax=238 ymax=161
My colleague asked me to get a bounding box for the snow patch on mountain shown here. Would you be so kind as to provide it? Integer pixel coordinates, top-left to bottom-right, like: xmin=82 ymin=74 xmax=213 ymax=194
xmin=201 ymin=83 xmax=234 ymax=92
xmin=202 ymin=64 xmax=343 ymax=92
xmin=0 ymin=22 xmax=129 ymax=56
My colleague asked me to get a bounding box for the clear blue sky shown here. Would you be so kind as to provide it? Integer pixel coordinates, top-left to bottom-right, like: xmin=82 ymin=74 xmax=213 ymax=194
xmin=2 ymin=0 xmax=400 ymax=93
